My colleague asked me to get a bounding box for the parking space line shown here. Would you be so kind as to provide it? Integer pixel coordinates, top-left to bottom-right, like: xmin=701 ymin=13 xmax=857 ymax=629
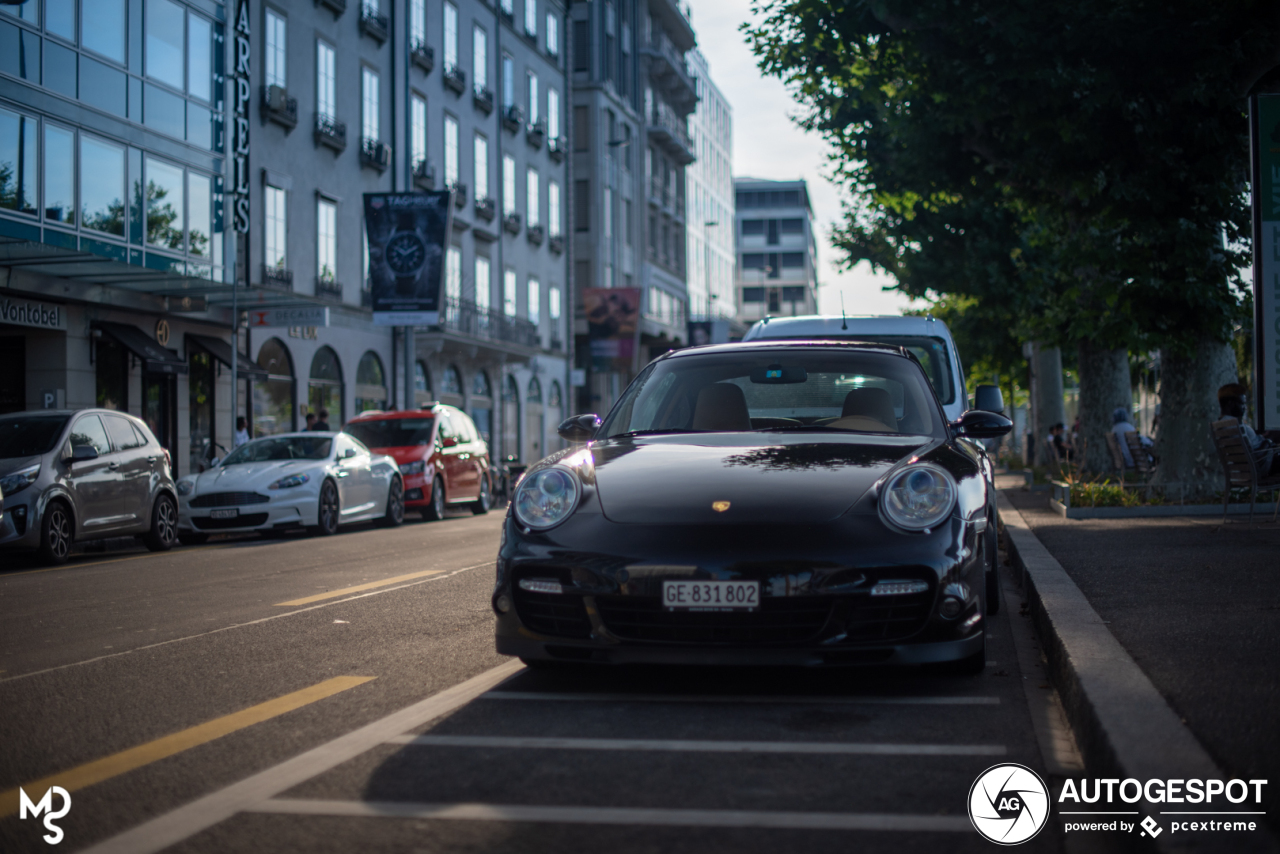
xmin=480 ymin=691 xmax=999 ymax=706
xmin=387 ymin=734 xmax=1006 ymax=756
xmin=275 ymin=569 xmax=446 ymax=606
xmin=78 ymin=661 xmax=524 ymax=854
xmin=0 ymin=675 xmax=375 ymax=818
xmin=247 ymin=799 xmax=974 ymax=832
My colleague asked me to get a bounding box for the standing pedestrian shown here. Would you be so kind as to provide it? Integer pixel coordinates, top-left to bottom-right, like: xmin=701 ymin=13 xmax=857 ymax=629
xmin=305 ymin=412 xmax=317 ymax=431
xmin=234 ymin=416 xmax=250 ymax=447
xmin=313 ymin=409 xmax=331 ymax=431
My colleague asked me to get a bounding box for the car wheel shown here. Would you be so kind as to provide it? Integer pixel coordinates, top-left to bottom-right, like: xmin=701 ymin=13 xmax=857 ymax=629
xmin=37 ymin=501 xmax=74 ymax=566
xmin=985 ymin=517 xmax=1000 ymax=616
xmin=311 ymin=479 xmax=341 ymax=536
xmin=379 ymin=476 xmax=405 ymax=527
xmin=178 ymin=532 xmax=209 ymax=546
xmin=422 ymin=476 xmax=446 ymax=521
xmin=142 ymin=494 xmax=179 ymax=552
xmin=470 ymin=474 xmax=491 ymax=515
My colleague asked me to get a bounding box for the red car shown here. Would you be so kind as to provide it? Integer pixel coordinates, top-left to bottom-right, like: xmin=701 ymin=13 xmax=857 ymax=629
xmin=343 ymin=406 xmax=492 ymax=520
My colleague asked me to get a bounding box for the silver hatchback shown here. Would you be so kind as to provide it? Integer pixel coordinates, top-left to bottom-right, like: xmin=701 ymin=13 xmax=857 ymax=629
xmin=0 ymin=410 xmax=180 ymax=565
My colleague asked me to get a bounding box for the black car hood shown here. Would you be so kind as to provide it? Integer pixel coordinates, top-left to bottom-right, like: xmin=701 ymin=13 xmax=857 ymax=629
xmin=591 ymin=434 xmax=931 ymax=525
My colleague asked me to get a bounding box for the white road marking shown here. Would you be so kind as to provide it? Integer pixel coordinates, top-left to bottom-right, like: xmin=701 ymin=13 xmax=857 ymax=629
xmin=387 ymin=734 xmax=1007 ymax=756
xmin=480 ymin=691 xmax=1000 ymax=706
xmin=0 ymin=562 xmax=492 ymax=685
xmin=77 ymin=660 xmax=525 ymax=854
xmin=248 ymin=799 xmax=975 ymax=832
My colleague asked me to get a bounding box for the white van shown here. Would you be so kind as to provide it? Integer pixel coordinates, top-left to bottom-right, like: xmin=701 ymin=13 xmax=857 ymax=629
xmin=743 ymin=315 xmax=970 ymax=422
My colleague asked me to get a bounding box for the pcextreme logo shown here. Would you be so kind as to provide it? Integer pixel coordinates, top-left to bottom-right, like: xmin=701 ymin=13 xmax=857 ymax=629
xmin=968 ymin=764 xmax=1051 ymax=845
xmin=19 ymin=786 xmax=71 ymax=845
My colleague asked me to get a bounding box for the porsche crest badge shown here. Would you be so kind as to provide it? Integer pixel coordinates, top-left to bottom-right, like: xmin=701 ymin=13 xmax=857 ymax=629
xmin=712 ymin=501 xmax=731 ymax=513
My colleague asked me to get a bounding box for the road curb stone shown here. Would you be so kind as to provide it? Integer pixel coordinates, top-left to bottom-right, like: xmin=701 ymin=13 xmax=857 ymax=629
xmin=996 ymin=491 xmax=1278 ymax=854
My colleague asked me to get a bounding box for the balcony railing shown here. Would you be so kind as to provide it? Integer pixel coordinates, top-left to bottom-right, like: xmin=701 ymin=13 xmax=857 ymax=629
xmin=549 ymin=234 xmax=564 ymax=255
xmin=501 ymin=104 xmax=524 ymax=134
xmin=432 ymin=296 xmax=539 ymax=349
xmin=263 ymin=265 xmax=293 ymax=290
xmin=448 ymin=182 xmax=468 ymax=208
xmin=473 ymin=87 xmax=495 ymax=114
xmin=443 ymin=64 xmax=467 ymax=95
xmin=526 ymin=120 xmax=546 ymax=150
xmin=548 ymin=136 xmax=566 ymax=162
xmin=261 ymin=85 xmax=298 ymax=130
xmin=647 ymin=107 xmax=695 ymax=166
xmin=316 ymin=277 xmax=343 ymax=302
xmin=314 ymin=115 xmax=347 ymax=152
xmin=316 ymin=0 xmax=346 ymax=17
xmin=361 ymin=137 xmax=390 ymax=171
xmin=475 ymin=197 xmax=496 ymax=221
xmin=413 ymin=158 xmax=435 ymax=189
xmin=526 ymin=224 xmax=544 ymax=245
xmin=360 ymin=2 xmax=388 ymax=41
xmin=503 ymin=211 xmax=522 ymax=234
xmin=643 ymin=33 xmax=697 ymax=108
xmin=411 ymin=40 xmax=434 ymax=73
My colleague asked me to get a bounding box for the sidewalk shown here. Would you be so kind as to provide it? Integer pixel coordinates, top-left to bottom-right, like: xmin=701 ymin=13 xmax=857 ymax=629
xmin=1002 ymin=484 xmax=1280 ymax=834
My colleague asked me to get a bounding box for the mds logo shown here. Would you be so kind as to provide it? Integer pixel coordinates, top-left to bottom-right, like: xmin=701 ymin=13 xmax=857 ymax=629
xmin=19 ymin=787 xmax=71 ymax=845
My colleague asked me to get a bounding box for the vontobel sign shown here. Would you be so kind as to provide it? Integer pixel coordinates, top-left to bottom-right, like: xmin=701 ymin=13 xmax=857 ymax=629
xmin=364 ymin=192 xmax=452 ymax=326
xmin=1252 ymin=92 xmax=1280 ymax=428
xmin=0 ymin=297 xmax=66 ymax=330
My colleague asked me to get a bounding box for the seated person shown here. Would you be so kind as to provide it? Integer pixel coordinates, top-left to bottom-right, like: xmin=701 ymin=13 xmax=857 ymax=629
xmin=1111 ymin=408 xmax=1153 ymax=468
xmin=1217 ymin=383 xmax=1279 ymax=475
xmin=1048 ymin=422 xmax=1073 ymax=462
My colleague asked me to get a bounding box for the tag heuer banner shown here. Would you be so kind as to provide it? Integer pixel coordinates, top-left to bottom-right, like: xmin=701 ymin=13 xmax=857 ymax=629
xmin=1252 ymin=93 xmax=1280 ymax=429
xmin=364 ymin=192 xmax=452 ymax=326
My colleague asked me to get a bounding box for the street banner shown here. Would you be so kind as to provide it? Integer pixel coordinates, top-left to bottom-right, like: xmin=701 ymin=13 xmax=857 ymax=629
xmin=247 ymin=306 xmax=330 ymax=328
xmin=364 ymin=192 xmax=452 ymax=327
xmin=584 ymin=287 xmax=640 ymax=369
xmin=1252 ymin=93 xmax=1280 ymax=429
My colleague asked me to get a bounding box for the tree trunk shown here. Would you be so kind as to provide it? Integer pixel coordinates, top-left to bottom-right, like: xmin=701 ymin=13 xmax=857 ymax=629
xmin=1077 ymin=341 xmax=1131 ymax=474
xmin=1153 ymin=338 xmax=1237 ymax=500
xmin=1030 ymin=344 xmax=1066 ymax=465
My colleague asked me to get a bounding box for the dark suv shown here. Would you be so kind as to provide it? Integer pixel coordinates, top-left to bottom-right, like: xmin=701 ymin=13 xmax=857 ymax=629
xmin=0 ymin=410 xmax=180 ymax=565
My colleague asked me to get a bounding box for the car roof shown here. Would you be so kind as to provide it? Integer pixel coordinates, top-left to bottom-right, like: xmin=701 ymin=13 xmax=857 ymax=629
xmin=0 ymin=408 xmax=143 ymax=423
xmin=744 ymin=314 xmax=952 ymax=339
xmin=662 ymin=339 xmax=912 ymax=361
xmin=347 ymin=407 xmax=443 ymax=421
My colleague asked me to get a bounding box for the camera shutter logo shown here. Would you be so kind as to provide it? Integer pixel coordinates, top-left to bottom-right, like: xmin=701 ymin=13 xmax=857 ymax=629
xmin=19 ymin=786 xmax=71 ymax=845
xmin=969 ymin=763 xmax=1050 ymax=845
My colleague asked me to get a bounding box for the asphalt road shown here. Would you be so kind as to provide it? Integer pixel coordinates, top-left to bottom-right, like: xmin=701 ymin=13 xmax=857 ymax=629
xmin=1 ymin=507 xmax=1075 ymax=853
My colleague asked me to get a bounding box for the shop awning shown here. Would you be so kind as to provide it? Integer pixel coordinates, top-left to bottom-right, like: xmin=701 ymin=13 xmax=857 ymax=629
xmin=186 ymin=334 xmax=268 ymax=382
xmin=96 ymin=322 xmax=189 ymax=374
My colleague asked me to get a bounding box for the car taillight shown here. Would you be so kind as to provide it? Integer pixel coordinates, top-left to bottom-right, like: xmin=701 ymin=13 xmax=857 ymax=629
xmin=162 ymin=448 xmax=172 ymax=470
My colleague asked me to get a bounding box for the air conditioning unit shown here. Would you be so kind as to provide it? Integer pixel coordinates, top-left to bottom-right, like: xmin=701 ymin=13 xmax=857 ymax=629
xmin=266 ymin=84 xmax=290 ymax=112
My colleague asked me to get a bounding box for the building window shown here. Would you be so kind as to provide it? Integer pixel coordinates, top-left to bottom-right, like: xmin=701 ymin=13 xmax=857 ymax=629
xmin=547 ymin=88 xmax=560 ymax=141
xmin=317 ymin=198 xmax=337 ymax=283
xmin=146 ymin=156 xmax=185 ymax=248
xmin=308 ymin=346 xmax=343 ymax=425
xmin=0 ymin=108 xmax=38 ymax=216
xmin=145 ymin=0 xmax=185 ymax=89
xmin=411 ymin=94 xmax=427 ymax=171
xmin=502 ymin=54 xmax=514 ymax=107
xmin=317 ymin=41 xmax=336 ymax=120
xmin=444 ymin=115 xmax=459 ymax=186
xmin=502 ymin=155 xmax=516 ymax=214
xmin=527 ymin=72 xmax=539 ymax=125
xmin=546 ymin=13 xmax=558 ymax=56
xmin=548 ymin=181 xmax=561 ymax=237
xmin=188 ymin=173 xmax=211 ymax=257
xmin=474 ymin=134 xmax=489 ymax=200
xmin=742 ymin=287 xmax=764 ymax=303
xmin=603 ymin=186 xmax=612 ymax=239
xmin=503 ymin=268 xmax=517 ymax=317
xmin=741 ymin=220 xmax=765 ymax=236
xmin=523 ymin=0 xmax=537 ymax=38
xmin=574 ymin=180 xmax=589 ymax=231
xmin=80 ymin=135 xmax=124 ymax=236
xmin=356 ymin=352 xmax=387 ymax=413
xmin=265 ymin=10 xmax=286 ymax=89
xmin=549 ymin=285 xmax=561 ymax=320
xmin=264 ymin=185 xmax=286 ymax=269
xmin=780 ymin=218 xmax=804 ymax=234
xmin=410 ymin=0 xmax=426 ymax=49
xmin=573 ymin=106 xmax=589 ymax=150
xmin=526 ymin=167 xmax=539 ymax=227
xmin=475 ymin=256 xmax=491 ymax=311
xmin=573 ymin=20 xmax=588 ymax=72
xmin=81 ymin=0 xmax=127 ymax=65
xmin=254 ymin=338 xmax=295 ymax=435
xmin=446 ymin=245 xmax=461 ymax=302
xmin=623 ymin=200 xmax=632 ymax=245
xmin=782 ymin=286 xmax=806 ymax=301
xmin=500 ymin=0 xmax=513 ymax=14
xmin=781 ymin=252 xmax=805 ymax=268
xmin=414 ymin=361 xmax=432 ymax=404
xmin=473 ymin=26 xmax=488 ymax=91
xmin=362 ymin=68 xmax=380 ymax=142
xmin=443 ymin=2 xmax=458 ymax=69
xmin=527 ymin=277 xmax=540 ymax=325
xmin=188 ymin=15 xmax=212 ymax=101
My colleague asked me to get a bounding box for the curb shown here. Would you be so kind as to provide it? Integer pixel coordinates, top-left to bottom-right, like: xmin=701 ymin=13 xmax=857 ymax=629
xmin=1047 ymin=499 xmax=1279 ymax=520
xmin=996 ymin=491 xmax=1278 ymax=854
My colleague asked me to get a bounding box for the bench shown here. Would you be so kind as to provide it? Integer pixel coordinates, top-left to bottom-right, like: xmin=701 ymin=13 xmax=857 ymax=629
xmin=1209 ymin=418 xmax=1280 ymax=523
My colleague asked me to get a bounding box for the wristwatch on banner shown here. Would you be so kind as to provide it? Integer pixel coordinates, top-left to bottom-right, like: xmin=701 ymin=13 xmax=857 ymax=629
xmin=384 ymin=211 xmax=427 ymax=294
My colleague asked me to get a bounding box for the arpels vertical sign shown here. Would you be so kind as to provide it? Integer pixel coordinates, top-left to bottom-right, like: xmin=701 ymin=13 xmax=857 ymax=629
xmin=231 ymin=0 xmax=251 ymax=237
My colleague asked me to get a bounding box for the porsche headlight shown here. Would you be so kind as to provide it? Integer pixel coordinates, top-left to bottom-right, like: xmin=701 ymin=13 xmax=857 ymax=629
xmin=513 ymin=467 xmax=580 ymax=530
xmin=881 ymin=463 xmax=957 ymax=531
xmin=269 ymin=473 xmax=311 ymax=490
xmin=401 ymin=460 xmax=426 ymax=475
xmin=0 ymin=463 xmax=39 ymax=496
xmin=176 ymin=478 xmax=196 ymax=496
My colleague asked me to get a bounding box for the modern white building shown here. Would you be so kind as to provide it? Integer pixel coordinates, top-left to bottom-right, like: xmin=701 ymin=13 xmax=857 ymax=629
xmin=733 ymin=178 xmax=819 ymax=323
xmin=684 ymin=47 xmax=734 ymax=323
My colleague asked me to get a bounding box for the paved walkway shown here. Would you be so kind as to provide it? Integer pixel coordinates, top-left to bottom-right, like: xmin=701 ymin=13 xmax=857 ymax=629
xmin=1003 ymin=486 xmax=1280 ymax=832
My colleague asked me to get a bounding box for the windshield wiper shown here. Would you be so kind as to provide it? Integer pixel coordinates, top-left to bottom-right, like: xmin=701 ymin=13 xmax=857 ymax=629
xmin=754 ymin=424 xmax=842 ymax=432
xmin=610 ymin=428 xmax=705 ymax=438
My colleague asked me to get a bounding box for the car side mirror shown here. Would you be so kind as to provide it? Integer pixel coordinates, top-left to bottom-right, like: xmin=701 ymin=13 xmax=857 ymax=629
xmin=973 ymin=384 xmax=1004 ymax=414
xmin=343 ymin=448 xmax=358 ymax=459
xmin=70 ymin=444 xmax=99 ymax=463
xmin=209 ymin=456 xmax=221 ymax=468
xmin=558 ymin=413 xmax=601 ymax=443
xmin=952 ymin=410 xmax=1013 ymax=439
xmin=440 ymin=436 xmax=459 ymax=448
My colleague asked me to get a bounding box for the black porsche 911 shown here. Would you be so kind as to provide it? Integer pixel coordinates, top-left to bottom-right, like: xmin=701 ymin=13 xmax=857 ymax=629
xmin=492 ymin=340 xmax=1012 ymax=673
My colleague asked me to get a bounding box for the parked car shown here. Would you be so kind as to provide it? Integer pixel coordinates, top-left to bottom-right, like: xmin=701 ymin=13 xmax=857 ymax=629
xmin=174 ymin=432 xmax=403 ymax=542
xmin=343 ymin=406 xmax=492 ymax=520
xmin=493 ymin=341 xmax=1012 ymax=672
xmin=0 ymin=409 xmax=179 ymax=565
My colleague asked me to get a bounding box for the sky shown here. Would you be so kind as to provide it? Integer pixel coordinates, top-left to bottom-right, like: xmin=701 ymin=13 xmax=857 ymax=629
xmin=688 ymin=0 xmax=918 ymax=317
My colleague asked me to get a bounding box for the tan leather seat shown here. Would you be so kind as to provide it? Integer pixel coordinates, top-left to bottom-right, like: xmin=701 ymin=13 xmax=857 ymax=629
xmin=691 ymin=383 xmax=752 ymax=432
xmin=842 ymin=387 xmax=897 ymax=429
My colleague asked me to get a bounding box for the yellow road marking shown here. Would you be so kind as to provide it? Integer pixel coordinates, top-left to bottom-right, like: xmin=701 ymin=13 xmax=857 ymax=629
xmin=0 ymin=675 xmax=374 ymax=817
xmin=1 ymin=544 xmax=235 ymax=578
xmin=275 ymin=569 xmax=446 ymax=606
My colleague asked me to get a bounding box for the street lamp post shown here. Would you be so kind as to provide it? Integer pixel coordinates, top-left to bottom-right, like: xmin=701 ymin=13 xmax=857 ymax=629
xmin=703 ymin=220 xmax=718 ymax=320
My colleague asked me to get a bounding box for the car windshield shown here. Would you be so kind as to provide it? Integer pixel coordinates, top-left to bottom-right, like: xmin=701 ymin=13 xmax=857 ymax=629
xmin=220 ymin=436 xmax=333 ymax=464
xmin=0 ymin=414 xmax=70 ymax=458
xmin=755 ymin=333 xmax=955 ymax=404
xmin=344 ymin=417 xmax=435 ymax=448
xmin=601 ymin=349 xmax=945 ymax=439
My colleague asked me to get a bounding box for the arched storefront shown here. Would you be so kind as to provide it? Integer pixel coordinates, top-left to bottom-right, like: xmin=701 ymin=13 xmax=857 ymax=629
xmin=525 ymin=377 xmax=543 ymax=462
xmin=502 ymin=374 xmax=520 ymax=462
xmin=308 ymin=346 xmax=344 ymax=426
xmin=355 ymin=351 xmax=388 ymax=413
xmin=471 ymin=371 xmax=493 ymax=447
xmin=440 ymin=364 xmax=464 ymax=408
xmin=254 ymin=338 xmax=295 ymax=436
xmin=414 ymin=361 xmax=432 ymax=408
xmin=548 ymin=380 xmax=564 ymax=452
